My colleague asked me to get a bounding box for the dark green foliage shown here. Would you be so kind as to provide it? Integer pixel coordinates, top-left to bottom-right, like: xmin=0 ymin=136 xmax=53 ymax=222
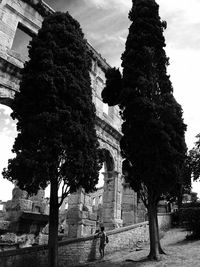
xmin=182 ymin=202 xmax=200 ymax=208
xmin=181 ymin=155 xmax=192 ymax=192
xmin=188 ymin=136 xmax=200 ymax=181
xmin=103 ymin=0 xmax=187 ymax=198
xmin=180 ymin=207 xmax=200 ymax=239
xmin=101 ymin=67 xmax=122 ymax=106
xmin=121 ymin=93 xmax=186 ymax=197
xmin=3 ymin=12 xmax=102 ymax=266
xmin=166 ymin=154 xmax=192 ymax=208
xmin=121 ymin=0 xmax=171 ymax=107
xmin=102 ymin=0 xmax=187 ymax=258
xmin=21 ymin=0 xmax=52 ymax=17
xmin=3 ymin=11 xmax=102 ymax=197
xmin=171 ymin=211 xmax=180 ymax=227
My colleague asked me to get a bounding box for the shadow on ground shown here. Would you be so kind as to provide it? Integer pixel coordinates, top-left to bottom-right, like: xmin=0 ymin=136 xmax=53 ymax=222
xmin=169 ymin=237 xmax=198 ymax=247
xmin=78 ymin=256 xmax=161 ymax=267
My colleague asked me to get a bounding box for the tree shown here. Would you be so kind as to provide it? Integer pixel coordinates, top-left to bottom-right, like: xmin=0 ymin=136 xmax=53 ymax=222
xmin=175 ymin=154 xmax=192 ymax=208
xmin=102 ymin=0 xmax=187 ymax=260
xmin=162 ymin=153 xmax=191 ymax=209
xmin=3 ymin=12 xmax=102 ymax=267
xmin=189 ymin=135 xmax=200 ymax=181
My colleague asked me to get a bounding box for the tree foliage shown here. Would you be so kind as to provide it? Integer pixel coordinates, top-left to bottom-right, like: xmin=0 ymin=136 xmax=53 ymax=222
xmin=188 ymin=134 xmax=200 ymax=182
xmin=3 ymin=12 xmax=102 ymax=199
xmin=3 ymin=12 xmax=102 ymax=267
xmin=103 ymin=0 xmax=187 ymax=201
xmin=102 ymin=0 xmax=187 ymax=259
xmin=164 ymin=154 xmax=192 ymax=208
xmin=101 ymin=67 xmax=122 ymax=106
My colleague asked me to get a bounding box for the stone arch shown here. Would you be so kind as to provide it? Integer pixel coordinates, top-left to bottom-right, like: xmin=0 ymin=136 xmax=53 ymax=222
xmin=97 ymin=145 xmax=123 ymax=229
xmin=98 ymin=139 xmax=118 ymax=170
xmin=99 ymin=148 xmax=115 ymax=173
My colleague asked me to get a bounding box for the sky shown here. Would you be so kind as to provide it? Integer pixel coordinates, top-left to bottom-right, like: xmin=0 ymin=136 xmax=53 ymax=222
xmin=1 ymin=0 xmax=200 ymax=200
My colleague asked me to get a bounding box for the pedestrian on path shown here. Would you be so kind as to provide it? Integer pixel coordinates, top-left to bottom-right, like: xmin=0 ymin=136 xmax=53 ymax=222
xmin=95 ymin=226 xmax=107 ymax=259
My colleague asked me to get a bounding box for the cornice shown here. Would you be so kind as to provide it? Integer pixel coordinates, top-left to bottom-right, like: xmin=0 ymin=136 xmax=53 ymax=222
xmin=96 ymin=115 xmax=122 ymax=142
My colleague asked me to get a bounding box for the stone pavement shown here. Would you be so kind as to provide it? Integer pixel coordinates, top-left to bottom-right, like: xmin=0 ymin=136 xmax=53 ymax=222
xmin=79 ymin=228 xmax=200 ymax=266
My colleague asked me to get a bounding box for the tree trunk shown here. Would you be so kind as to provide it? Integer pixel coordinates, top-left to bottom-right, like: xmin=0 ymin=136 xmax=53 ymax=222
xmin=148 ymin=193 xmax=159 ymax=260
xmin=48 ymin=178 xmax=59 ymax=267
xmin=177 ymin=185 xmax=183 ymax=210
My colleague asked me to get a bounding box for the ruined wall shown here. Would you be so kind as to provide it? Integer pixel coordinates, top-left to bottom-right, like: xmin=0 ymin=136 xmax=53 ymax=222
xmin=0 ymin=0 xmax=44 ymax=106
xmin=122 ymin=184 xmax=138 ymax=225
xmin=0 ymin=0 xmax=142 ymax=236
xmin=0 ymin=221 xmax=149 ymax=267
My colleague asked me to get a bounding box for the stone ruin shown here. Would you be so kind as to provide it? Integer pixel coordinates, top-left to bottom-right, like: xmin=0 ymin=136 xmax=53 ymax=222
xmin=0 ymin=183 xmax=147 ymax=249
xmin=0 ymin=0 xmax=149 ymax=250
xmin=0 ymin=187 xmax=49 ymax=250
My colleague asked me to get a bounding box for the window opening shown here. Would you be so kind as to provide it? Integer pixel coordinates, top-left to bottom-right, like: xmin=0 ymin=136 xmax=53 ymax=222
xmin=11 ymin=23 xmax=34 ymax=59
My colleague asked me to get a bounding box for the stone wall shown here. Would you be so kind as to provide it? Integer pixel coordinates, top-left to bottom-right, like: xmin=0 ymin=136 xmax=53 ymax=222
xmin=0 ymin=0 xmax=126 ymax=231
xmin=0 ymin=221 xmax=149 ymax=267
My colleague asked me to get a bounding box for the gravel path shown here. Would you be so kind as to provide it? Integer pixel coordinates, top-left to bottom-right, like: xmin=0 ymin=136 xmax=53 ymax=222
xmin=80 ymin=228 xmax=200 ymax=267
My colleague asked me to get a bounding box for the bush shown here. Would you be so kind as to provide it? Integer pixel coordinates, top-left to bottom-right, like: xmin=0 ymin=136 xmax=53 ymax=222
xmin=180 ymin=207 xmax=200 ymax=239
xmin=181 ymin=202 xmax=200 ymax=208
xmin=171 ymin=211 xmax=180 ymax=227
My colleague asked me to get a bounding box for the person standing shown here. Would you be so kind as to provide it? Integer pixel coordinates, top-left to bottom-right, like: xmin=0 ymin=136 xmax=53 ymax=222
xmin=98 ymin=226 xmax=106 ymax=258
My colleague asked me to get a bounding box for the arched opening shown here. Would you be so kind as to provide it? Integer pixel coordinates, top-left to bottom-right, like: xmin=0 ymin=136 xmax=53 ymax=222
xmin=88 ymin=149 xmax=115 ymax=227
xmin=96 ymin=149 xmax=114 ymax=188
xmin=102 ymin=149 xmax=114 ymax=172
xmin=0 ymin=104 xmax=17 ymax=201
xmin=95 ymin=148 xmax=115 ymax=190
xmin=11 ymin=22 xmax=34 ymax=60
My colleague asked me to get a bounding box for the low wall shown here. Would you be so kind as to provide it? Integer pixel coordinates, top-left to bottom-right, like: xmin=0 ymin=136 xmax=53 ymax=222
xmin=0 ymin=221 xmax=149 ymax=267
xmin=158 ymin=213 xmax=171 ymax=230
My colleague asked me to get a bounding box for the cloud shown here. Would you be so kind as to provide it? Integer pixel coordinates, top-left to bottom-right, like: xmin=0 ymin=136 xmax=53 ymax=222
xmin=45 ymin=0 xmax=79 ymax=12
xmin=0 ymin=106 xmax=16 ymax=201
xmin=0 ymin=107 xmax=17 ymax=138
xmin=158 ymin=0 xmax=200 ymax=51
xmin=84 ymin=0 xmax=131 ymax=12
xmin=44 ymin=0 xmax=200 ymax=58
xmin=43 ymin=0 xmax=131 ymax=66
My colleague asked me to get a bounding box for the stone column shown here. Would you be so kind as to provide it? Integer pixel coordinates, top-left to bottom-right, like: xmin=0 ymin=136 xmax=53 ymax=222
xmin=65 ymin=187 xmax=85 ymax=238
xmin=65 ymin=188 xmax=97 ymax=238
xmin=121 ymin=183 xmax=137 ymax=226
xmin=102 ymin=171 xmax=123 ymax=229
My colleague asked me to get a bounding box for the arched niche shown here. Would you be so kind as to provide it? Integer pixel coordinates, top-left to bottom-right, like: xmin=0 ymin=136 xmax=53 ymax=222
xmin=98 ymin=148 xmax=123 ymax=229
xmin=101 ymin=148 xmax=115 ymax=172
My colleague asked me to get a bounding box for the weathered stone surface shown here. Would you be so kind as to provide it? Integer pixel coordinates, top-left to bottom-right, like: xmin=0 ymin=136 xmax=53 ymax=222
xmin=0 ymin=221 xmax=10 ymax=233
xmin=0 ymin=0 xmax=149 ymax=242
xmin=0 ymin=222 xmax=149 ymax=267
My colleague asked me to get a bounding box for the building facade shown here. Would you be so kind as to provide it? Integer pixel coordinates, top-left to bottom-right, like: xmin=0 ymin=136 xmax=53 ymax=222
xmin=0 ymin=0 xmax=143 ymax=239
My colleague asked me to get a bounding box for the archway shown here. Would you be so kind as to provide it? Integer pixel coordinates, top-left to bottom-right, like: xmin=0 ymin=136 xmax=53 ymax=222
xmin=91 ymin=149 xmax=115 ymax=227
xmin=96 ymin=148 xmax=123 ymax=229
xmin=96 ymin=148 xmax=114 ymax=188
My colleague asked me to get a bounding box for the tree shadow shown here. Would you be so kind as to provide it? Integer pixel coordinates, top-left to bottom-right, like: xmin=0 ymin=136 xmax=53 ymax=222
xmin=125 ymin=257 xmax=149 ymax=263
xmin=123 ymin=251 xmax=171 ymax=266
xmin=169 ymin=236 xmax=199 ymax=246
xmin=123 ymin=258 xmax=161 ymax=267
xmin=88 ymin=236 xmax=98 ymax=262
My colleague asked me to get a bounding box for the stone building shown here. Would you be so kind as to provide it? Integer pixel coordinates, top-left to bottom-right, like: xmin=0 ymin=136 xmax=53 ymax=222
xmin=0 ymin=0 xmax=146 ymax=240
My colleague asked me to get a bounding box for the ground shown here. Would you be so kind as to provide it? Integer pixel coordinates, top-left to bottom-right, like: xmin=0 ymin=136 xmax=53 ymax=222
xmin=80 ymin=228 xmax=200 ymax=266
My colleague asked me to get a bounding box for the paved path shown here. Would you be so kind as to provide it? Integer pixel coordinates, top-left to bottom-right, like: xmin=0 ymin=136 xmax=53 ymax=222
xmin=80 ymin=228 xmax=200 ymax=266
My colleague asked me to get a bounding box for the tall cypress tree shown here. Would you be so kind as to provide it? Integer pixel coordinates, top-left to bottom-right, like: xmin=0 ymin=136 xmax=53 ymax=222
xmin=102 ymin=0 xmax=187 ymax=259
xmin=3 ymin=12 xmax=102 ymax=267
